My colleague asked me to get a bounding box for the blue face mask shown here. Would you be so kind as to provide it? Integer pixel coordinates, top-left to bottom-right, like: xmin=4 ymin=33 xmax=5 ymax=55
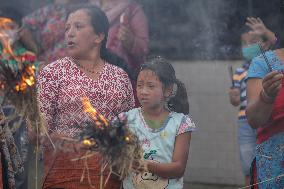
xmin=242 ymin=44 xmax=261 ymax=61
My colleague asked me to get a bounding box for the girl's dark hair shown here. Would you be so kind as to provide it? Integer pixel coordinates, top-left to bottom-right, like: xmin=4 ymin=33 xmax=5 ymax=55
xmin=67 ymin=4 xmax=134 ymax=79
xmin=140 ymin=56 xmax=189 ymax=114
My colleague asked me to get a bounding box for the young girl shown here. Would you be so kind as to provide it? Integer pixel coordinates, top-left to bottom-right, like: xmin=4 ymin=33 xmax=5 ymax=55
xmin=123 ymin=57 xmax=196 ymax=189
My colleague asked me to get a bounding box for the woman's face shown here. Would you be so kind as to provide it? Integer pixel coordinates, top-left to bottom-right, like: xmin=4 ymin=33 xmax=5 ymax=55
xmin=65 ymin=9 xmax=101 ymax=58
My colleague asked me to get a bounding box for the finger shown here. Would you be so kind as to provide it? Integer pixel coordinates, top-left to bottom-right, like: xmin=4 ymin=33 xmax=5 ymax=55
xmin=263 ymin=71 xmax=281 ymax=83
xmin=263 ymin=75 xmax=283 ymax=94
xmin=246 ymin=17 xmax=255 ymax=25
xmin=256 ymin=17 xmax=264 ymax=24
xmin=249 ymin=17 xmax=258 ymax=24
xmin=263 ymin=74 xmax=283 ymax=90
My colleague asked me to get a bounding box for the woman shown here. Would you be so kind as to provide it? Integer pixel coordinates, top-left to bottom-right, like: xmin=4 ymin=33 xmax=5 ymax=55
xmin=38 ymin=4 xmax=135 ymax=189
xmin=246 ymin=45 xmax=284 ymax=188
xmin=89 ymin=0 xmax=149 ymax=76
xmin=21 ymin=0 xmax=88 ymax=63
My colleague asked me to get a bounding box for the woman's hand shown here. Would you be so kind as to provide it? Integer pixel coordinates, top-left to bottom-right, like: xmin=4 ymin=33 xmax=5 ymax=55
xmin=262 ymin=71 xmax=283 ymax=100
xmin=119 ymin=25 xmax=134 ymax=51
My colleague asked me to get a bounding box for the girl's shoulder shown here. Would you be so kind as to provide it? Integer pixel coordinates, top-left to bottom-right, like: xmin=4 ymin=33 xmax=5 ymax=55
xmin=170 ymin=112 xmax=196 ymax=134
xmin=126 ymin=108 xmax=140 ymax=118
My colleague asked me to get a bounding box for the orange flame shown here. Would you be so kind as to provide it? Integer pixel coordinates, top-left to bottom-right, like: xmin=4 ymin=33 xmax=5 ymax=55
xmin=0 ymin=17 xmax=18 ymax=58
xmin=14 ymin=65 xmax=36 ymax=92
xmin=81 ymin=97 xmax=109 ymax=128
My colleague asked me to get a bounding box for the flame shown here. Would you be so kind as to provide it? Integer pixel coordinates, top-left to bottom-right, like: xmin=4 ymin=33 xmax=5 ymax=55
xmin=0 ymin=17 xmax=17 ymax=58
xmin=14 ymin=65 xmax=36 ymax=92
xmin=82 ymin=97 xmax=109 ymax=127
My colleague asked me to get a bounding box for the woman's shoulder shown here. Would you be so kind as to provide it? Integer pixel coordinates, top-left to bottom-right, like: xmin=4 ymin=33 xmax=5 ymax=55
xmin=40 ymin=57 xmax=72 ymax=75
xmin=104 ymin=62 xmax=130 ymax=79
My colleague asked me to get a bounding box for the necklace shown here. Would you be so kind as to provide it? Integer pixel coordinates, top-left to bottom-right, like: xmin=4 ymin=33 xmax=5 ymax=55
xmin=77 ymin=61 xmax=104 ymax=74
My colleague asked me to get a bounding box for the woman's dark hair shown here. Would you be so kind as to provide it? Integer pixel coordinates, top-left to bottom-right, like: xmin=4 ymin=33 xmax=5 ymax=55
xmin=67 ymin=4 xmax=134 ymax=79
xmin=140 ymin=56 xmax=189 ymax=114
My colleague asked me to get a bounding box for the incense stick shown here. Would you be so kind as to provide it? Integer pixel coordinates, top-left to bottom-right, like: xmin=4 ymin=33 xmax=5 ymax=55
xmin=258 ymin=43 xmax=273 ymax=72
xmin=228 ymin=65 xmax=234 ymax=87
xmin=238 ymin=174 xmax=284 ymax=189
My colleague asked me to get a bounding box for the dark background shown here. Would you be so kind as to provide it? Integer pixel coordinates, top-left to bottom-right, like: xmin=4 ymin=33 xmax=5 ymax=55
xmin=0 ymin=0 xmax=283 ymax=60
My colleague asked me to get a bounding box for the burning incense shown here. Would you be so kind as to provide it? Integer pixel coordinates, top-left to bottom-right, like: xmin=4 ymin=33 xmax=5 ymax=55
xmin=258 ymin=43 xmax=273 ymax=72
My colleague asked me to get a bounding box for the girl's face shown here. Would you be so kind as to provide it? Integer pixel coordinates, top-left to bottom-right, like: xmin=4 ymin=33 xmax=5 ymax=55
xmin=65 ymin=9 xmax=103 ymax=58
xmin=137 ymin=70 xmax=171 ymax=110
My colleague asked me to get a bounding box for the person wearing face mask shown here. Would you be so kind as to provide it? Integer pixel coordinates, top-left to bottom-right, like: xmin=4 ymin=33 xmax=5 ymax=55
xmin=228 ymin=17 xmax=277 ymax=187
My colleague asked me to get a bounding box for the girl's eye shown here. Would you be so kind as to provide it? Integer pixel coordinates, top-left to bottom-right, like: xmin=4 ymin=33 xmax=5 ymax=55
xmin=75 ymin=24 xmax=83 ymax=29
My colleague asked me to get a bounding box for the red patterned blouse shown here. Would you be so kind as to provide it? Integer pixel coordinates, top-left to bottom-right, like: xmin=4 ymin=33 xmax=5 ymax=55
xmin=38 ymin=57 xmax=135 ymax=137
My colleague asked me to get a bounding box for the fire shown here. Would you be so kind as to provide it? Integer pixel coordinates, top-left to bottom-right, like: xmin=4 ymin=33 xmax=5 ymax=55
xmin=0 ymin=17 xmax=18 ymax=58
xmin=81 ymin=97 xmax=109 ymax=127
xmin=14 ymin=65 xmax=36 ymax=92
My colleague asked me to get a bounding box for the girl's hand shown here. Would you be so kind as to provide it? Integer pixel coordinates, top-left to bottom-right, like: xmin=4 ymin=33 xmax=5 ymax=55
xmin=262 ymin=71 xmax=283 ymax=100
xmin=119 ymin=25 xmax=134 ymax=51
xmin=132 ymin=159 xmax=146 ymax=173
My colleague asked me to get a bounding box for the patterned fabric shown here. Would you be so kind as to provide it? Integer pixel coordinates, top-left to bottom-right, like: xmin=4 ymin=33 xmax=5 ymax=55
xmin=255 ymin=133 xmax=284 ymax=189
xmin=22 ymin=4 xmax=67 ymax=63
xmin=233 ymin=62 xmax=249 ymax=120
xmin=0 ymin=110 xmax=24 ymax=189
xmin=38 ymin=57 xmax=135 ymax=137
xmin=38 ymin=57 xmax=134 ymax=188
xmin=123 ymin=108 xmax=196 ymax=189
xmin=0 ymin=43 xmax=37 ymax=189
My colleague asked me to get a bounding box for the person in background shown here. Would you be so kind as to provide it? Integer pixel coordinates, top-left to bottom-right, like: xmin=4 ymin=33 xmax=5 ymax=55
xmin=21 ymin=0 xmax=88 ymax=65
xmin=228 ymin=17 xmax=277 ymax=187
xmin=246 ymin=15 xmax=284 ymax=187
xmin=89 ymin=0 xmax=149 ymax=76
xmin=0 ymin=7 xmax=41 ymax=189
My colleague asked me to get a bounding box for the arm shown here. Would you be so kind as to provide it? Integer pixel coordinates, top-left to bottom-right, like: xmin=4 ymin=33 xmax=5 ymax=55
xmin=119 ymin=5 xmax=149 ymax=58
xmin=246 ymin=71 xmax=283 ymax=128
xmin=147 ymin=133 xmax=191 ymax=178
xmin=19 ymin=28 xmax=40 ymax=54
xmin=37 ymin=65 xmax=60 ymax=132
